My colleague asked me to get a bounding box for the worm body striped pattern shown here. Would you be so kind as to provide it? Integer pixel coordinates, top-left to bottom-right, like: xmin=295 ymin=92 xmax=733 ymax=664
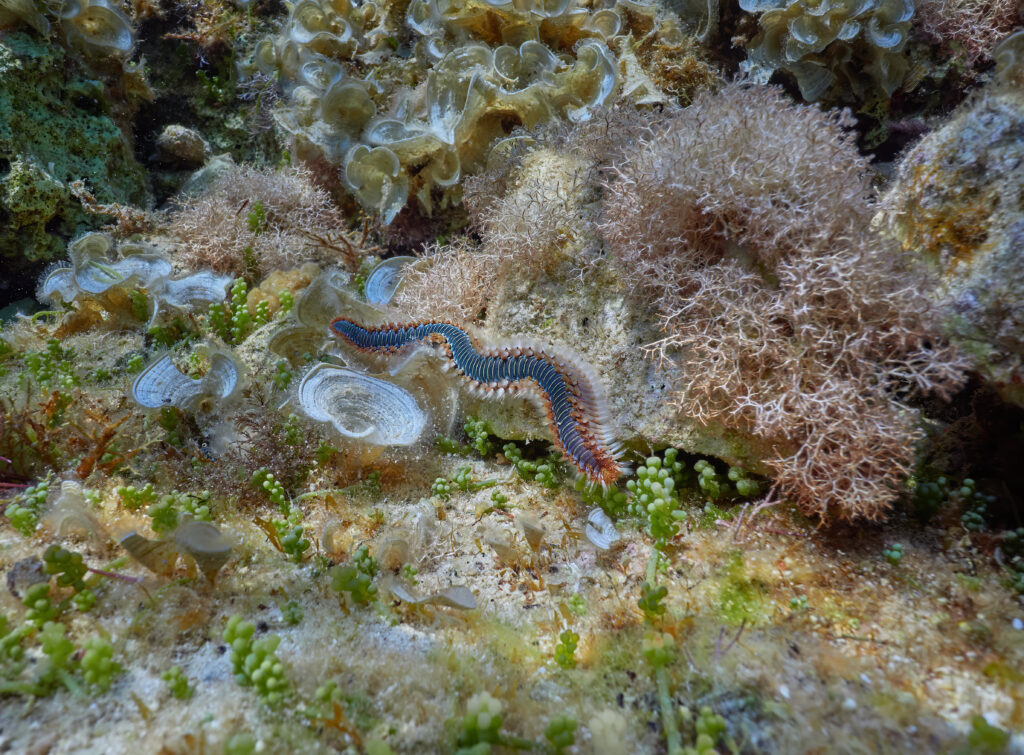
xmin=330 ymin=318 xmax=624 ymax=485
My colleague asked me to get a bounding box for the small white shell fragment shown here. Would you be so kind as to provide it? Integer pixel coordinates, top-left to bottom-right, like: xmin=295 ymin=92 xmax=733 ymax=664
xmin=364 ymin=255 xmax=416 ymax=305
xmin=584 ymin=507 xmax=621 ymax=551
xmin=387 ymin=580 xmax=476 ymax=609
xmin=297 ymin=362 xmax=425 ymax=446
xmin=378 ymin=537 xmax=410 ymax=571
xmin=131 ymin=351 xmax=240 ymax=411
xmin=43 ymin=480 xmax=108 ymax=539
xmin=516 ymin=512 xmax=545 ymax=551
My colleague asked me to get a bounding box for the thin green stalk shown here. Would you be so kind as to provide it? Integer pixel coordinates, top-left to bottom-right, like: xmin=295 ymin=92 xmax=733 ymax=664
xmin=655 ymin=667 xmax=683 ymax=755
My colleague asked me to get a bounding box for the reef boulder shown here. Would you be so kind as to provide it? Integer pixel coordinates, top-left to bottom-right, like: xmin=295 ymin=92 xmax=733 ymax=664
xmin=878 ymin=50 xmax=1024 ymax=407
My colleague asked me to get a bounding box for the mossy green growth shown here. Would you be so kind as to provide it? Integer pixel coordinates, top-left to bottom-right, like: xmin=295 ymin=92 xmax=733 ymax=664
xmin=544 ymin=715 xmax=577 ymax=754
xmin=23 ymin=582 xmax=58 ymax=627
xmin=253 ymin=468 xmax=288 ymax=512
xmin=223 ymin=615 xmax=290 ymax=705
xmin=455 ymin=691 xmax=505 ymax=750
xmin=43 ymin=544 xmax=96 ymax=612
xmin=464 ymin=416 xmax=494 ymax=457
xmin=628 ymin=451 xmax=688 ymax=546
xmin=717 ymin=549 xmax=764 ymax=626
xmin=148 ymin=491 xmax=212 ymax=534
xmin=683 ymin=706 xmax=728 ymax=755
xmin=80 ymin=636 xmax=121 ymax=691
xmin=0 ymin=32 xmax=147 ymax=271
xmin=329 ymin=545 xmax=379 ymax=606
xmin=162 ymin=664 xmax=194 ymax=700
xmin=116 ymin=482 xmax=157 ymax=511
xmin=274 ymin=509 xmax=310 ymax=564
xmin=575 ymin=477 xmax=628 ymax=518
xmin=502 ymin=443 xmax=560 ymax=489
xmin=21 ymin=338 xmax=77 ymax=389
xmin=4 ymin=477 xmax=50 ymax=536
xmin=638 ymin=581 xmax=669 ymax=623
xmin=273 ymin=359 xmax=294 ymax=391
xmin=883 ymin=543 xmax=904 ymax=566
xmin=964 ymin=714 xmax=1010 ymax=754
xmin=553 ymin=630 xmax=579 ymax=670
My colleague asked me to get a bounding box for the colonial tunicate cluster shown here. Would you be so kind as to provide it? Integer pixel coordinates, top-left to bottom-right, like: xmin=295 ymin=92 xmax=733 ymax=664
xmin=248 ymin=0 xmax=685 ymax=221
xmin=0 ymin=0 xmax=134 ymax=57
xmin=38 ymin=233 xmax=232 ymax=325
xmin=739 ymin=0 xmax=914 ymax=101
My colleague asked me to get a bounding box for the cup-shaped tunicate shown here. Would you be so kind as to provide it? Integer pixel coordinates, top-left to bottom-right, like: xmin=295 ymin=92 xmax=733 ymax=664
xmin=132 ymin=351 xmax=241 ymax=412
xmin=295 ymin=269 xmax=381 ymax=329
xmin=343 ymin=145 xmax=409 ymax=224
xmin=299 ymin=56 xmax=346 ymax=91
xmin=290 ymin=0 xmax=353 ymax=46
xmin=0 ymin=0 xmax=52 ymax=35
xmin=68 ymin=231 xmax=113 ymax=263
xmin=120 ymin=532 xmax=180 ymax=576
xmin=406 ymin=0 xmax=442 ymax=36
xmin=153 ymin=272 xmax=233 ymax=311
xmin=742 ymin=0 xmax=913 ymax=100
xmin=523 ymin=0 xmax=573 ymax=19
xmin=377 ymin=537 xmax=410 ymax=571
xmin=268 ymin=323 xmax=328 ymax=367
xmin=79 ymin=254 xmax=172 ymax=295
xmin=297 ymin=362 xmax=426 ymax=445
xmin=62 ymin=232 xmax=172 ymax=296
xmin=388 ymin=580 xmax=476 ymax=609
xmin=995 ymin=29 xmax=1024 ymax=79
xmin=320 ymin=78 xmax=376 ymax=132
xmin=562 ymin=40 xmax=617 ymax=121
xmin=44 ymin=480 xmax=107 ymax=539
xmin=42 ymin=233 xmax=229 ymax=325
xmin=37 ymin=267 xmax=77 ymax=306
xmin=580 ymin=9 xmax=621 ymax=40
xmin=364 ymin=120 xmax=444 ymax=163
xmin=423 ymin=148 xmax=461 ymax=188
xmin=61 ymin=0 xmax=134 ymax=58
xmin=175 ymin=520 xmax=233 ymax=583
xmin=253 ymin=38 xmax=279 ymax=74
xmin=363 ymin=256 xmax=415 ymax=305
xmin=584 ymin=507 xmax=621 ymax=551
xmin=493 ymin=41 xmax=559 ymax=93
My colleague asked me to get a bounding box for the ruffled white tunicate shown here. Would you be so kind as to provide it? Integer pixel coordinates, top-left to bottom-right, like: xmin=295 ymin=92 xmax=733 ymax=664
xmin=297 ymin=362 xmax=426 ymax=445
xmin=363 ymin=256 xmax=415 ymax=305
xmin=131 ymin=351 xmax=241 ymax=412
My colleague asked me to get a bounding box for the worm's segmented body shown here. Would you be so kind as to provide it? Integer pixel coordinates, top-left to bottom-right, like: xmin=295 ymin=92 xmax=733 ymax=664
xmin=330 ymin=318 xmax=624 ymax=485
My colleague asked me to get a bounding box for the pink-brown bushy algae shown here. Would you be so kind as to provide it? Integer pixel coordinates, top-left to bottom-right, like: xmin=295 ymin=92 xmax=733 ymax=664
xmin=600 ymin=83 xmax=968 ymax=521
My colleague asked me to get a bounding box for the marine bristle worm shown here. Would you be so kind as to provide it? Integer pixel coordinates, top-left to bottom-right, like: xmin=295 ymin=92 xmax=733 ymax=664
xmin=330 ymin=318 xmax=625 ymax=486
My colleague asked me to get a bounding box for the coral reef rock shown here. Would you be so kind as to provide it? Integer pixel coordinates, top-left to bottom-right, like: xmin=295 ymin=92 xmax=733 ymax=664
xmin=878 ymin=64 xmax=1024 ymax=407
xmin=155 ymin=125 xmax=210 ymax=168
xmin=0 ymin=32 xmax=148 ymax=272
